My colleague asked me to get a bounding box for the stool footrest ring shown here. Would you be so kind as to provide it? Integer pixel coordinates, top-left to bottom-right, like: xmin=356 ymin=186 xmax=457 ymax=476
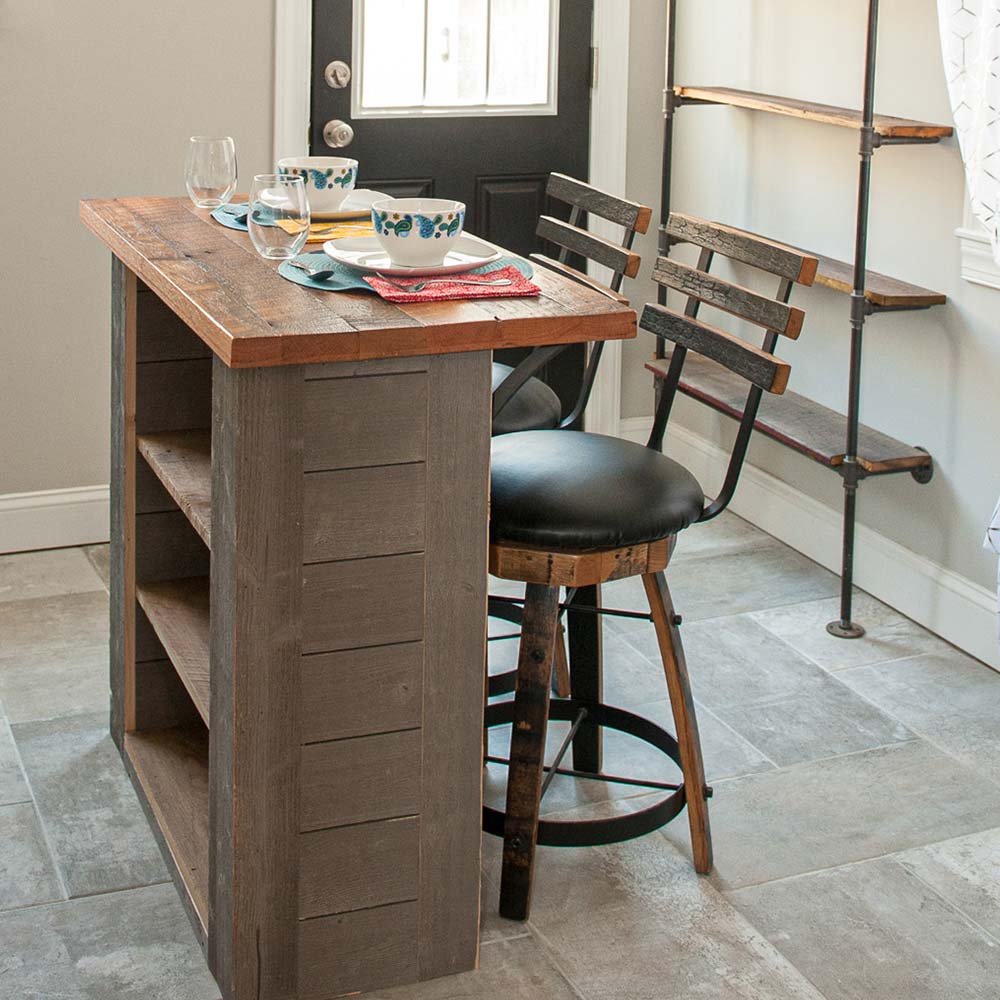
xmin=483 ymin=698 xmax=688 ymax=848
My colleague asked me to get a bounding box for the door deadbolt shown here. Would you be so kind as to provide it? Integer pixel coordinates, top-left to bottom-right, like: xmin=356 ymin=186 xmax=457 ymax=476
xmin=324 ymin=60 xmax=352 ymax=89
xmin=323 ymin=120 xmax=355 ymax=149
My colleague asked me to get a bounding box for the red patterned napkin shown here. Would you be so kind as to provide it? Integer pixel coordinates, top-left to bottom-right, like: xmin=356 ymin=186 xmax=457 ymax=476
xmin=363 ymin=265 xmax=540 ymax=303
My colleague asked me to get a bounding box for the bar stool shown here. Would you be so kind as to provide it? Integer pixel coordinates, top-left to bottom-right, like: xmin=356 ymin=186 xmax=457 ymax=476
xmin=488 ymin=176 xmax=652 ymax=699
xmin=491 ymin=173 xmax=651 ymax=436
xmin=484 ymin=214 xmax=818 ymax=920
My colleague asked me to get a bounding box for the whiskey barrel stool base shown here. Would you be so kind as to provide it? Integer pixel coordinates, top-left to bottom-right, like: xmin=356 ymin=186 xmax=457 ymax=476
xmin=483 ymin=698 xmax=702 ymax=848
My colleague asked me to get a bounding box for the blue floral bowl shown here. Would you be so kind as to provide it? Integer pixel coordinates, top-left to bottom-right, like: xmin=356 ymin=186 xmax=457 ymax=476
xmin=371 ymin=198 xmax=467 ymax=267
xmin=277 ymin=156 xmax=358 ymax=213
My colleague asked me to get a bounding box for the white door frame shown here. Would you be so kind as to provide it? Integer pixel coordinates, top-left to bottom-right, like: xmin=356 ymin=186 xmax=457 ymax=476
xmin=273 ymin=0 xmax=631 ymax=436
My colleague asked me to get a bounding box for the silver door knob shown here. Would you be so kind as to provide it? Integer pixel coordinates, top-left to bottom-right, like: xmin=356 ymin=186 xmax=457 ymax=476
xmin=324 ymin=60 xmax=352 ymax=89
xmin=323 ymin=119 xmax=355 ymax=148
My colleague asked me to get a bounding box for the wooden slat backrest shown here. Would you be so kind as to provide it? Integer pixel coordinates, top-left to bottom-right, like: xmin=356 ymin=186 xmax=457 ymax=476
xmin=651 ymin=257 xmax=805 ymax=339
xmin=536 ymin=216 xmax=641 ymax=279
xmin=665 ymin=213 xmax=818 ymax=285
xmin=546 ymin=173 xmax=653 ymax=234
xmin=640 ymin=303 xmax=790 ymax=394
xmin=527 ymin=254 xmax=630 ymax=304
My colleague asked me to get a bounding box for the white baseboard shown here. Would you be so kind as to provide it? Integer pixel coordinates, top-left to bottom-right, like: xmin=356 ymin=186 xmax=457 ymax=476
xmin=620 ymin=417 xmax=1000 ymax=670
xmin=0 ymin=486 xmax=110 ymax=554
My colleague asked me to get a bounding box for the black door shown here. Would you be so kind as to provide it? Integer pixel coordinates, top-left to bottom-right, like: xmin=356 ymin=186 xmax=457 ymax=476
xmin=310 ymin=0 xmax=594 ymax=412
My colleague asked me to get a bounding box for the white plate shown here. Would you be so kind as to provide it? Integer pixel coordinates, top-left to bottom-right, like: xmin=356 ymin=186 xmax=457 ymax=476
xmin=312 ymin=189 xmax=388 ymax=221
xmin=322 ymin=233 xmax=503 ymax=276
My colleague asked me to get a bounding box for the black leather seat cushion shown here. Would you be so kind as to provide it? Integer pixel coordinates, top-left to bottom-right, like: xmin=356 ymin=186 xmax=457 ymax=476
xmin=490 ymin=431 xmax=705 ymax=550
xmin=491 ymin=363 xmax=562 ymax=436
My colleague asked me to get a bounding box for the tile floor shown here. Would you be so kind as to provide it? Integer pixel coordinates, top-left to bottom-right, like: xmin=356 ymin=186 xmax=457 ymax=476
xmin=1 ymin=514 xmax=999 ymax=998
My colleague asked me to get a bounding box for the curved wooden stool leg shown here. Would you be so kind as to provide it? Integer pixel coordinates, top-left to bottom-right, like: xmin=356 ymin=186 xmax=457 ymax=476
xmin=500 ymin=583 xmax=560 ymax=920
xmin=642 ymin=570 xmax=713 ymax=874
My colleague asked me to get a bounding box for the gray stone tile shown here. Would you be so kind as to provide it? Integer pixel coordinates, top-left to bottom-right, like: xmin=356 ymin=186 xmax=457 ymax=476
xmin=13 ymin=711 xmax=167 ymax=897
xmin=0 ymin=802 xmax=63 ymax=910
xmin=0 ymin=882 xmax=217 ymax=999
xmin=0 ymin=590 xmax=109 ymax=723
xmin=669 ymin=510 xmax=777 ymax=563
xmin=480 ymin=864 xmax=533 ymax=946
xmin=895 ymin=827 xmax=1000 ymax=941
xmin=603 ymin=539 xmax=839 ymax=626
xmin=839 ymin=648 xmax=1000 ymax=786
xmin=0 ymin=713 xmax=30 ymax=805
xmin=0 ymin=546 xmax=105 ymax=604
xmin=751 ymin=591 xmax=952 ymax=671
xmin=728 ymin=858 xmax=1000 ymax=1000
xmin=83 ymin=543 xmax=111 ymax=588
xmin=619 ymin=615 xmax=913 ymax=767
xmin=663 ymin=739 xmax=1000 ymax=890
xmin=365 ymin=935 xmax=581 ymax=999
xmin=482 ymin=799 xmax=825 ymax=1000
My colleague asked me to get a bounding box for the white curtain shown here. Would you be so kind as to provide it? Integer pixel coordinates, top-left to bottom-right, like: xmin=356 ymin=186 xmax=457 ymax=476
xmin=937 ymin=0 xmax=1000 ymax=264
xmin=940 ymin=2 xmax=1000 ymax=635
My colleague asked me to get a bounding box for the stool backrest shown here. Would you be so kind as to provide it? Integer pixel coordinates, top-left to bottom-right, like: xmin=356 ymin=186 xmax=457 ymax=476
xmin=493 ymin=175 xmax=652 ymax=429
xmin=642 ymin=212 xmax=818 ymax=520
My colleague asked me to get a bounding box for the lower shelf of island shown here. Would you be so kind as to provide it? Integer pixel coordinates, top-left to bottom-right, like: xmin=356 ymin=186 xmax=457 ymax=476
xmin=122 ymin=725 xmax=211 ymax=946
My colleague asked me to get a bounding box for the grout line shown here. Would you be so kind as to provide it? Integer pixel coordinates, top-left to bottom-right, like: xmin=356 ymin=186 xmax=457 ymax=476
xmin=523 ymin=924 xmax=590 ymax=1000
xmin=4 ymin=730 xmax=71 ymax=904
xmin=694 ymin=701 xmax=782 ymax=772
xmin=896 ymin=857 xmax=1000 ymax=947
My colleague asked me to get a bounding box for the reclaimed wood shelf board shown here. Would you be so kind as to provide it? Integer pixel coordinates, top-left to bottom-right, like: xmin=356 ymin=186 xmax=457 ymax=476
xmin=647 ymin=353 xmax=932 ymax=476
xmin=668 ymin=221 xmax=946 ymax=310
xmin=806 ymin=248 xmax=946 ymax=309
xmin=137 ymin=430 xmax=212 ymax=547
xmin=136 ymin=577 xmax=211 ymax=726
xmin=124 ymin=726 xmax=210 ymax=939
xmin=674 ymin=86 xmax=954 ymax=140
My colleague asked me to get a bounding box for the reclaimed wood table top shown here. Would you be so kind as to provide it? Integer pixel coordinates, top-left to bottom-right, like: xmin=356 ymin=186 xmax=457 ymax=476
xmin=81 ymin=197 xmax=636 ymax=368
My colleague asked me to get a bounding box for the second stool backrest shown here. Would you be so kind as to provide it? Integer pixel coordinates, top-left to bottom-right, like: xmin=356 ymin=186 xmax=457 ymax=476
xmin=493 ymin=174 xmax=652 ymax=428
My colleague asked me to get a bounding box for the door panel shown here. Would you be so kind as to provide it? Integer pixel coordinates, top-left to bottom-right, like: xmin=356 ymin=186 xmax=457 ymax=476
xmin=310 ymin=0 xmax=594 ymax=418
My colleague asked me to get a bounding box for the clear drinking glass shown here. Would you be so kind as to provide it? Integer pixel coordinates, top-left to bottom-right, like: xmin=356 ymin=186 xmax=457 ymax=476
xmin=248 ymin=174 xmax=310 ymax=259
xmin=185 ymin=136 xmax=238 ymax=209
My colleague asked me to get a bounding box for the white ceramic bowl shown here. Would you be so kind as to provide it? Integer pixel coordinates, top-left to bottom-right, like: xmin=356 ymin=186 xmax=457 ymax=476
xmin=277 ymin=156 xmax=358 ymax=213
xmin=371 ymin=198 xmax=466 ymax=268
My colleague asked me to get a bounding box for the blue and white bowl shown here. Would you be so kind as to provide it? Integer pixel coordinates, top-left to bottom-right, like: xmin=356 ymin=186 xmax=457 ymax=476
xmin=277 ymin=156 xmax=358 ymax=213
xmin=371 ymin=198 xmax=466 ymax=268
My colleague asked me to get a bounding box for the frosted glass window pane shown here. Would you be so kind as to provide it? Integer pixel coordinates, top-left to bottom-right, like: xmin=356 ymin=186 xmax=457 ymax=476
xmin=424 ymin=0 xmax=488 ymax=106
xmin=360 ymin=0 xmax=426 ymax=108
xmin=487 ymin=0 xmax=552 ymax=106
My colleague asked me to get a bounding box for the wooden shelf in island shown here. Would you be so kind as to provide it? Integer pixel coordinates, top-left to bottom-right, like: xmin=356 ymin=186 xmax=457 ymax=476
xmin=648 ymin=353 xmax=932 ymax=477
xmin=137 ymin=430 xmax=212 ymax=547
xmin=136 ymin=577 xmax=210 ymax=726
xmin=124 ymin=726 xmax=210 ymax=941
xmin=673 ymin=86 xmax=954 ymax=140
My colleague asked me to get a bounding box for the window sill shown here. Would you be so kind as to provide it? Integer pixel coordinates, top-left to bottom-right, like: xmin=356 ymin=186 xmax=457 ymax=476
xmin=956 ymin=225 xmax=1000 ymax=290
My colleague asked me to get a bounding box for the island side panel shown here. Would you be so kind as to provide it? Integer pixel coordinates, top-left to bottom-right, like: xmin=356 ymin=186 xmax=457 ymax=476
xmin=419 ymin=350 xmax=491 ymax=981
xmin=295 ymin=356 xmax=483 ymax=997
xmin=110 ymin=258 xmax=137 ymax=748
xmin=296 ymin=360 xmax=431 ymax=999
xmin=210 ymin=360 xmax=305 ymax=1000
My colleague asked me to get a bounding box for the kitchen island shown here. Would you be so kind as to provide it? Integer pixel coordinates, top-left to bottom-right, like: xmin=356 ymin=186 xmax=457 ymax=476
xmin=80 ymin=196 xmax=635 ymax=1000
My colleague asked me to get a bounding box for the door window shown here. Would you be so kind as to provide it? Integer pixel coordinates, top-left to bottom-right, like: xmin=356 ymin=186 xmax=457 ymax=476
xmin=354 ymin=0 xmax=559 ymax=118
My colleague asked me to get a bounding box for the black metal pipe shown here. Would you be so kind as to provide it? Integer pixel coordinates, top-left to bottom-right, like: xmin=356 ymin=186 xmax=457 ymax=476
xmin=656 ymin=0 xmax=678 ymax=358
xmin=830 ymin=0 xmax=879 ymax=640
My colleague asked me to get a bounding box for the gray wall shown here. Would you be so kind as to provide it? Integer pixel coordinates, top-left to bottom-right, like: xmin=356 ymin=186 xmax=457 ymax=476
xmin=0 ymin=0 xmax=276 ymax=495
xmin=622 ymin=0 xmax=999 ymax=594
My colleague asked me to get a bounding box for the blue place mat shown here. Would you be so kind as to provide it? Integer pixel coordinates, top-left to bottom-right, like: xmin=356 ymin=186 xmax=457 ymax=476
xmin=211 ymin=203 xmax=249 ymax=230
xmin=277 ymin=252 xmax=534 ymax=293
xmin=210 ymin=203 xmax=279 ymax=231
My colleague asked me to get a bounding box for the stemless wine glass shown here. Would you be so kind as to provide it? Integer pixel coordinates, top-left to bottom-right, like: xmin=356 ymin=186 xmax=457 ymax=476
xmin=185 ymin=136 xmax=238 ymax=209
xmin=248 ymin=174 xmax=311 ymax=260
